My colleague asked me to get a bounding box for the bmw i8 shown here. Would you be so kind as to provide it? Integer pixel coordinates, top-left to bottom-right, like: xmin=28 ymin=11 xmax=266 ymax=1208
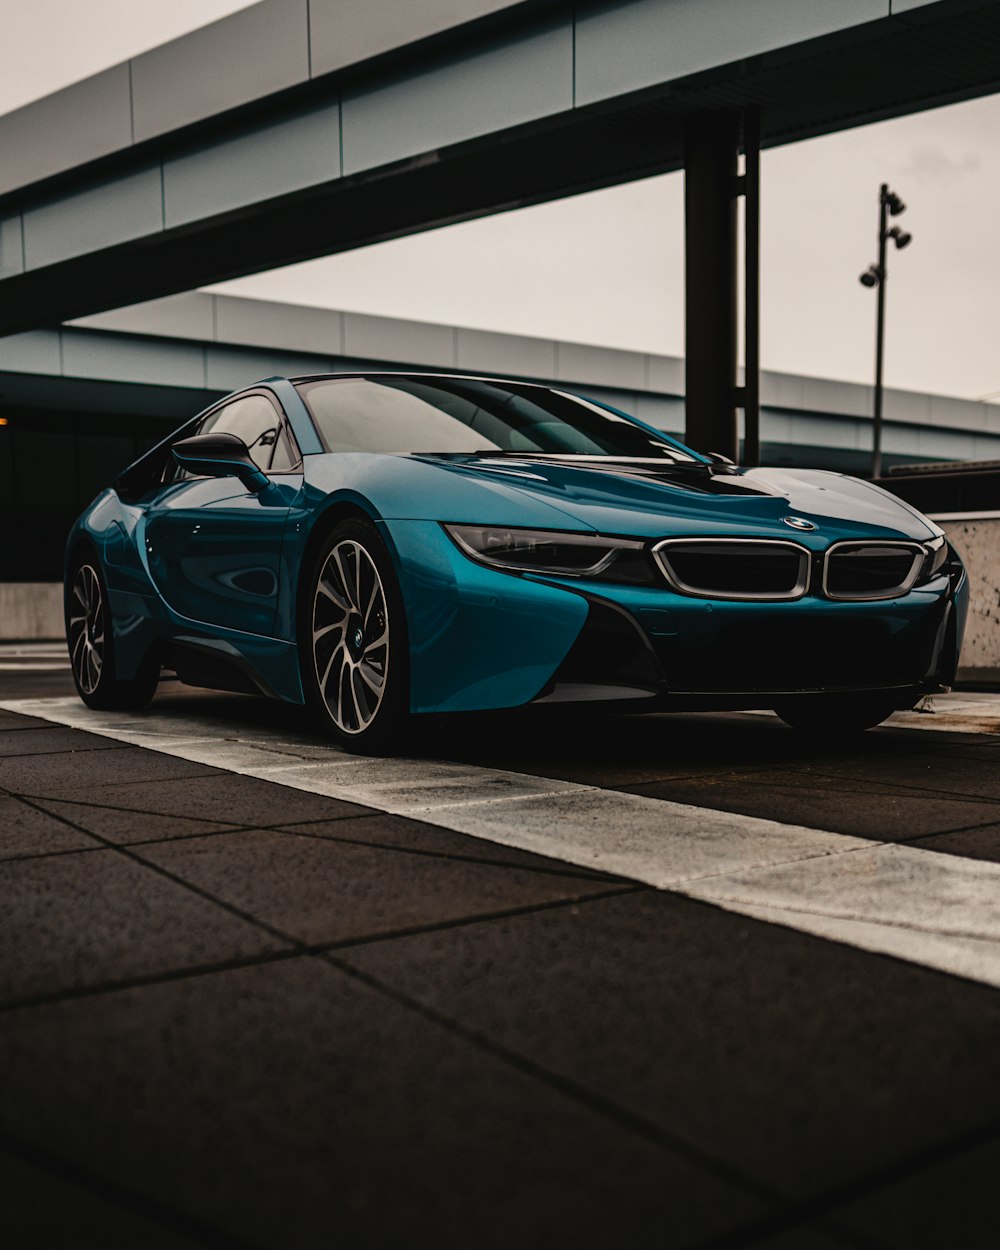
xmin=65 ymin=373 xmax=967 ymax=750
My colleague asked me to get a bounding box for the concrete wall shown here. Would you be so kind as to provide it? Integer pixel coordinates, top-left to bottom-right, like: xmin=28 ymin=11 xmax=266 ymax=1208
xmin=0 ymin=583 xmax=62 ymax=641
xmin=936 ymin=515 xmax=1000 ymax=683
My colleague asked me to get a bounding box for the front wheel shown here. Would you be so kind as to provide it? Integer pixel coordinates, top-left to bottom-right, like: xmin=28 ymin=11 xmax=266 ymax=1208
xmin=65 ymin=557 xmax=159 ymax=710
xmin=301 ymin=518 xmax=410 ymax=753
xmin=774 ymin=692 xmax=905 ymax=735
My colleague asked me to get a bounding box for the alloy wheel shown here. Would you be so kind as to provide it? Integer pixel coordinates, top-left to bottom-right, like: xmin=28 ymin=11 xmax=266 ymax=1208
xmin=312 ymin=540 xmax=389 ymax=734
xmin=69 ymin=564 xmax=105 ymax=695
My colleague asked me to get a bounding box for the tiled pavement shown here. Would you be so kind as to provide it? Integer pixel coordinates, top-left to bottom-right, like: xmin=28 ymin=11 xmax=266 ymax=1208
xmin=5 ymin=669 xmax=1000 ymax=1246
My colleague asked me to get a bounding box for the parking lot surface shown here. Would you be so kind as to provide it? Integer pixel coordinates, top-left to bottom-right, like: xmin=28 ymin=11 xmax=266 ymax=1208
xmin=3 ymin=646 xmax=1000 ymax=1248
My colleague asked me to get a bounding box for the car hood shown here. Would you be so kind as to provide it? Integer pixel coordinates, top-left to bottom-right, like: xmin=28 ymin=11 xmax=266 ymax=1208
xmin=412 ymin=455 xmax=940 ymax=544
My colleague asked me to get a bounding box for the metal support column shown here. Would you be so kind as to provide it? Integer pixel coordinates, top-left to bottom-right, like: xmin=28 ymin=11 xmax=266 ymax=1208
xmin=742 ymin=107 xmax=762 ymax=468
xmin=683 ymin=111 xmax=740 ymax=460
xmin=872 ymin=184 xmax=890 ymax=480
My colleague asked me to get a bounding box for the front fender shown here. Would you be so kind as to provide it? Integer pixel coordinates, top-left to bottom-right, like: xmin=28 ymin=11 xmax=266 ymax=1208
xmin=381 ymin=519 xmax=589 ymax=713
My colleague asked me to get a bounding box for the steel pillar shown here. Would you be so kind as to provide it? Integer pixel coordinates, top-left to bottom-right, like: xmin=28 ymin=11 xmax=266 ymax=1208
xmin=742 ymin=107 xmax=762 ymax=468
xmin=683 ymin=111 xmax=740 ymax=460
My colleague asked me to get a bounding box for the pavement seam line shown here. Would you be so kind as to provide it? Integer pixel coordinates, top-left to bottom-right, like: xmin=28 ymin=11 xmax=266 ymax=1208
xmin=12 ymin=781 xmax=623 ymax=885
xmin=0 ymin=843 xmax=108 ymax=866
xmin=681 ymin=892 xmax=1000 ymax=946
xmin=0 ymin=1132 xmax=257 ymax=1250
xmin=323 ymin=948 xmax=786 ymax=1212
xmin=768 ymin=764 xmax=1000 ymax=808
xmin=11 ymin=793 xmax=303 ymax=950
xmin=0 ymin=949 xmax=304 ymax=1016
xmin=304 ymin=884 xmax=643 ymax=953
xmin=19 ymin=790 xmax=339 ymax=829
xmin=4 ymin=791 xmax=641 ymax=1011
xmin=686 ymin=1110 xmax=1000 ymax=1250
xmin=265 ymin=823 xmax=625 ymax=881
xmin=892 ymin=816 xmax=1000 ymax=844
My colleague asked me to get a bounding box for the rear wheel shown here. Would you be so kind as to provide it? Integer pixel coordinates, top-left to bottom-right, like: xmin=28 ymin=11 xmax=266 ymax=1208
xmin=774 ymin=692 xmax=904 ymax=735
xmin=301 ymin=518 xmax=409 ymax=753
xmin=65 ymin=557 xmax=159 ymax=710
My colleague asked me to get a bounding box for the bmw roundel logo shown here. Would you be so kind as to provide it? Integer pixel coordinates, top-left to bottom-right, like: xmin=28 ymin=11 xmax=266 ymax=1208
xmin=782 ymin=515 xmax=816 ymax=532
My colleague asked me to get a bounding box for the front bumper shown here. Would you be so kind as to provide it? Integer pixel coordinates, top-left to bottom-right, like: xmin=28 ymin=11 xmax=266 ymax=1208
xmin=381 ymin=519 xmax=967 ymax=715
xmin=534 ymin=579 xmax=964 ymax=711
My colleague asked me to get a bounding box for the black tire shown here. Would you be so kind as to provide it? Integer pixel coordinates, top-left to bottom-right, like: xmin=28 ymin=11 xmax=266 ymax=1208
xmin=774 ymin=692 xmax=903 ymax=735
xmin=65 ymin=554 xmax=160 ymax=710
xmin=300 ymin=517 xmax=410 ymax=754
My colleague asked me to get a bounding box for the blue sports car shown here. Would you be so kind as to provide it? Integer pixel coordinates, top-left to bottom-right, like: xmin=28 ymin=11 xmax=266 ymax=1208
xmin=65 ymin=373 xmax=967 ymax=750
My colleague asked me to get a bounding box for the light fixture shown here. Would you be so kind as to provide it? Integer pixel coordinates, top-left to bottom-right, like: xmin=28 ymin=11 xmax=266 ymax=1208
xmin=859 ymin=184 xmax=913 ymax=479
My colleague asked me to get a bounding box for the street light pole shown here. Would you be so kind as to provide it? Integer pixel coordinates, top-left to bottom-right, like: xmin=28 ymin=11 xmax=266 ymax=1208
xmin=860 ymin=184 xmax=911 ymax=480
xmin=872 ymin=184 xmax=889 ymax=480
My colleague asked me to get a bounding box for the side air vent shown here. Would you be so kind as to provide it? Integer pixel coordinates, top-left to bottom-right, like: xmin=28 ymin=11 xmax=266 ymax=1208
xmin=653 ymin=539 xmax=809 ymax=601
xmin=823 ymin=542 xmax=924 ymax=601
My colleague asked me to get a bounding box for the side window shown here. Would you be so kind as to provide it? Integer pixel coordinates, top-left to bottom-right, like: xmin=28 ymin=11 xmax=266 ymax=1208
xmin=201 ymin=395 xmax=284 ymax=471
xmin=268 ymin=421 xmax=301 ymax=473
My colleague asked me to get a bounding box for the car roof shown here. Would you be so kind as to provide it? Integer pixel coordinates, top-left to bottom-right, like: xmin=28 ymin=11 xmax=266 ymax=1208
xmin=285 ymin=371 xmax=555 ymax=389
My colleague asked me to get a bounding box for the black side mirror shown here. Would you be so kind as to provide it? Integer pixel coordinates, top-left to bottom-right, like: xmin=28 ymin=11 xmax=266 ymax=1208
xmin=706 ymin=451 xmax=737 ymax=473
xmin=171 ymin=432 xmax=269 ymax=493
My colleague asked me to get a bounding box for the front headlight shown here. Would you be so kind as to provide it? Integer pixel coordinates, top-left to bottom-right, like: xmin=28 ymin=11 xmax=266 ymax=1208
xmin=443 ymin=524 xmax=657 ymax=584
xmin=920 ymin=535 xmax=949 ymax=583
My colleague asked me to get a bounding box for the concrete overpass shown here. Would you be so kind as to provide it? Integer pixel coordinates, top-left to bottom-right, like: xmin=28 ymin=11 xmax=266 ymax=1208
xmin=2 ymin=0 xmax=996 ymax=335
xmin=1 ymin=0 xmax=999 ymax=461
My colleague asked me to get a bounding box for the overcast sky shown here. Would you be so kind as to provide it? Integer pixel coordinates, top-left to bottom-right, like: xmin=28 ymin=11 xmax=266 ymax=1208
xmin=5 ymin=0 xmax=1000 ymax=402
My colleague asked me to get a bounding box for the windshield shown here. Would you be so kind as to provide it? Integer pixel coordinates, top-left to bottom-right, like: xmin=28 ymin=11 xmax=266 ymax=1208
xmin=296 ymin=376 xmax=702 ymax=462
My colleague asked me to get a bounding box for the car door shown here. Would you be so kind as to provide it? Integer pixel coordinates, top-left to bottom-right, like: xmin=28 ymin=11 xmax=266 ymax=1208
xmin=142 ymin=392 xmax=301 ymax=636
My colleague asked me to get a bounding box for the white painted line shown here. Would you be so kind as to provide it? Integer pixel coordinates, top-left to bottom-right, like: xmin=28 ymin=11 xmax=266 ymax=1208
xmin=0 ymin=644 xmax=67 ymax=656
xmin=930 ymin=510 xmax=1000 ymax=522
xmin=742 ymin=697 xmax=1000 ymax=737
xmin=5 ymin=695 xmax=1000 ymax=990
xmin=0 ymin=664 xmax=70 ymax=672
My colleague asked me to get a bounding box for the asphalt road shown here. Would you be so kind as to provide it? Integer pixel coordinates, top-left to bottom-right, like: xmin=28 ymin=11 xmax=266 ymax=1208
xmin=3 ymin=644 xmax=1000 ymax=1249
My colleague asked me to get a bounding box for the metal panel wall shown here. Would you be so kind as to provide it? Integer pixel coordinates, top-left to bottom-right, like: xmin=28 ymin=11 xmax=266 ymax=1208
xmin=575 ymin=0 xmax=889 ymax=106
xmin=23 ymin=168 xmax=164 ymax=269
xmin=556 ymin=341 xmax=647 ymax=390
xmin=163 ymin=102 xmax=341 ymax=228
xmin=342 ymin=313 xmax=457 ymax=368
xmin=131 ymin=0 xmax=310 ymax=141
xmin=309 ymin=0 xmax=526 ymax=76
xmin=0 ymin=332 xmax=62 ymax=375
xmin=74 ymin=294 xmax=218 ymax=342
xmin=0 ymin=217 xmax=23 ymax=280
xmin=0 ymin=65 xmax=132 ymax=198
xmin=204 ymin=346 xmax=333 ymax=391
xmin=455 ymin=327 xmax=558 ymax=379
xmin=60 ymin=334 xmax=206 ymax=390
xmin=215 ymin=299 xmax=344 ymax=356
xmin=341 ymin=16 xmax=573 ymax=174
xmin=763 ymin=374 xmax=875 ymax=421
